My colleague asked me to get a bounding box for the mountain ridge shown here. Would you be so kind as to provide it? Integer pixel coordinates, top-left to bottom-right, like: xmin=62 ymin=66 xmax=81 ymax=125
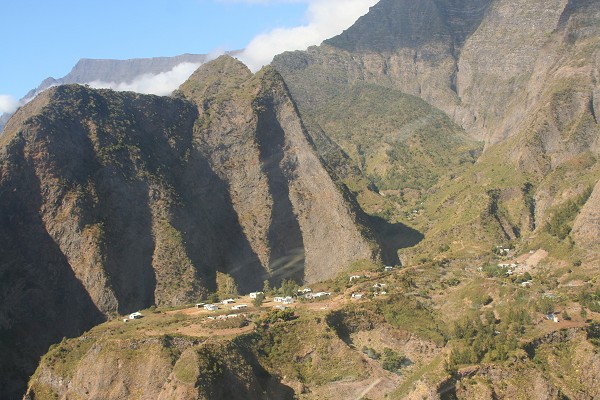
xmin=0 ymin=56 xmax=402 ymax=399
xmin=0 ymin=53 xmax=219 ymax=133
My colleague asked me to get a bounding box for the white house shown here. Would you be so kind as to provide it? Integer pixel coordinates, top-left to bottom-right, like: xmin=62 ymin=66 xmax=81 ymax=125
xmin=546 ymin=313 xmax=559 ymax=323
xmin=351 ymin=293 xmax=363 ymax=299
xmin=384 ymin=266 xmax=394 ymax=272
xmin=301 ymin=288 xmax=312 ymax=293
xmin=222 ymin=298 xmax=235 ymax=304
xmin=129 ymin=312 xmax=142 ymax=320
xmin=204 ymin=304 xmax=219 ymax=311
xmin=313 ymin=292 xmax=331 ymax=298
xmin=282 ymin=297 xmax=294 ymax=304
xmin=249 ymin=292 xmax=264 ymax=299
xmin=349 ymin=275 xmax=362 ymax=282
xmin=232 ymin=304 xmax=248 ymax=310
xmin=273 ymin=297 xmax=284 ymax=303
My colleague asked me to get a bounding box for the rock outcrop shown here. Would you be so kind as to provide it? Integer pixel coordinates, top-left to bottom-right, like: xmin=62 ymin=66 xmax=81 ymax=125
xmin=178 ymin=56 xmax=375 ymax=283
xmin=274 ymin=0 xmax=593 ymax=147
xmin=24 ymin=336 xmax=295 ymax=400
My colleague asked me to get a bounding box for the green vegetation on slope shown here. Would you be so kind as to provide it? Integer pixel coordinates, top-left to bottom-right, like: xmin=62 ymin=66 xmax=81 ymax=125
xmin=294 ymin=82 xmax=481 ymax=211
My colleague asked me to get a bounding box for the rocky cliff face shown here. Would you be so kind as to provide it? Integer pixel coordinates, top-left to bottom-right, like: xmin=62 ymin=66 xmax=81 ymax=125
xmin=274 ymin=0 xmax=583 ymax=145
xmin=273 ymin=0 xmax=600 ymax=259
xmin=178 ymin=56 xmax=375 ymax=284
xmin=0 ymin=56 xmax=380 ymax=399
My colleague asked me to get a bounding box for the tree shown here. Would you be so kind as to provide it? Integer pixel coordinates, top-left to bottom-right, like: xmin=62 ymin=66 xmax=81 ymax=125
xmin=252 ymin=293 xmax=265 ymax=308
xmin=207 ymin=292 xmax=220 ymax=303
xmin=263 ymin=280 xmax=272 ymax=295
xmin=216 ymin=272 xmax=239 ymax=298
xmin=279 ymin=279 xmax=298 ymax=297
xmin=381 ymin=348 xmax=407 ymax=372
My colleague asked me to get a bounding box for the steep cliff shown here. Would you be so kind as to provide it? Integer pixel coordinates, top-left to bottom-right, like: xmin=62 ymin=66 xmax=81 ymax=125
xmin=272 ymin=0 xmax=600 ymax=260
xmin=178 ymin=56 xmax=376 ymax=283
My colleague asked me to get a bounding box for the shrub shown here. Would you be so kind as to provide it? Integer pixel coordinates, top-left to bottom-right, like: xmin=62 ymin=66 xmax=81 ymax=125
xmin=381 ymin=348 xmax=407 ymax=372
xmin=361 ymin=346 xmax=380 ymax=360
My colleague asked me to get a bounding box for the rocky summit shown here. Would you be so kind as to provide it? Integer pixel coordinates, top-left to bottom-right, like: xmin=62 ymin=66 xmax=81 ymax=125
xmin=2 ymin=0 xmax=600 ymax=399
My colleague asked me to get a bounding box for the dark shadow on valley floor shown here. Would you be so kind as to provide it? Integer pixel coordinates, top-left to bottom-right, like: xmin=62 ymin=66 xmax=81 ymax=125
xmin=367 ymin=215 xmax=424 ymax=266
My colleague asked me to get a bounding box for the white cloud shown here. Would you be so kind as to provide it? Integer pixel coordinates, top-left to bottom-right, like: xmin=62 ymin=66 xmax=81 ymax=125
xmin=237 ymin=0 xmax=378 ymax=71
xmin=0 ymin=95 xmax=20 ymax=114
xmin=86 ymin=62 xmax=205 ymax=96
xmin=12 ymin=1 xmax=375 ymax=101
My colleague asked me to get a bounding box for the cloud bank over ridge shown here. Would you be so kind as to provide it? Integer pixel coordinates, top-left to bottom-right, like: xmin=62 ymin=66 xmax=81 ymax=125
xmin=0 ymin=95 xmax=20 ymax=114
xmin=237 ymin=0 xmax=378 ymax=71
xmin=88 ymin=0 xmax=377 ymax=94
xmin=87 ymin=62 xmax=203 ymax=96
xmin=2 ymin=0 xmax=376 ymax=110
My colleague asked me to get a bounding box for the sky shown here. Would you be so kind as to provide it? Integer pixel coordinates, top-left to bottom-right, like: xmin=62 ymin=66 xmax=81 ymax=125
xmin=0 ymin=0 xmax=378 ymax=114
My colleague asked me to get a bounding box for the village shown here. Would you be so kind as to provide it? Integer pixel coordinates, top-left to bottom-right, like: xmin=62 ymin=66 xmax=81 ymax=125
xmin=120 ymin=246 xmax=595 ymax=338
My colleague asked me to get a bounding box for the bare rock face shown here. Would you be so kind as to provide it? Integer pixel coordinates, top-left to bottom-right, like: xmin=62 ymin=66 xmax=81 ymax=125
xmin=273 ymin=0 xmax=600 ymax=254
xmin=178 ymin=56 xmax=375 ymax=284
xmin=572 ymin=180 xmax=600 ymax=250
xmin=274 ymin=0 xmax=494 ymax=135
xmin=274 ymin=0 xmax=599 ymax=154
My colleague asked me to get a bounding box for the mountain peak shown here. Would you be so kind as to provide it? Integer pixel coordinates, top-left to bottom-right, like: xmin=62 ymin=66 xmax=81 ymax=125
xmin=324 ymin=0 xmax=492 ymax=53
xmin=178 ymin=55 xmax=252 ymax=103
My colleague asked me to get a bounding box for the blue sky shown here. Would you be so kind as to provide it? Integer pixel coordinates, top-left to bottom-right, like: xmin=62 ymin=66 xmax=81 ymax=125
xmin=0 ymin=0 xmax=303 ymax=100
xmin=0 ymin=0 xmax=378 ymax=113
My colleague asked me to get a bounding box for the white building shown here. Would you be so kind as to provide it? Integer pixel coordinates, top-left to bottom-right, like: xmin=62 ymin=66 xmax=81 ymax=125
xmin=232 ymin=304 xmax=248 ymax=310
xmin=204 ymin=304 xmax=219 ymax=311
xmin=249 ymin=292 xmax=264 ymax=299
xmin=222 ymin=298 xmax=235 ymax=304
xmin=129 ymin=312 xmax=142 ymax=320
xmin=313 ymin=292 xmax=331 ymax=298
